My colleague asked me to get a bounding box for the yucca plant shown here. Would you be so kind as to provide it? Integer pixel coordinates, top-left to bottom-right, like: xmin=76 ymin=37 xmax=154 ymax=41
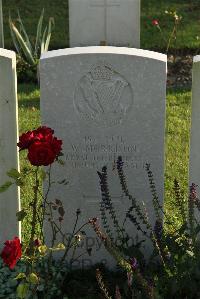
xmin=9 ymin=9 xmax=54 ymax=66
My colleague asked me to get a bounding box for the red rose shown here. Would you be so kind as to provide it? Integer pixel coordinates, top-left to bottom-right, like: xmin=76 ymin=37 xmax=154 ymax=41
xmin=34 ymin=239 xmax=41 ymax=247
xmin=17 ymin=131 xmax=35 ymax=150
xmin=152 ymin=19 xmax=159 ymax=26
xmin=1 ymin=237 xmax=22 ymax=269
xmin=34 ymin=126 xmax=54 ymax=142
xmin=51 ymin=137 xmax=62 ymax=156
xmin=28 ymin=141 xmax=58 ymax=166
xmin=18 ymin=126 xmax=62 ymax=166
xmin=18 ymin=127 xmax=54 ymax=150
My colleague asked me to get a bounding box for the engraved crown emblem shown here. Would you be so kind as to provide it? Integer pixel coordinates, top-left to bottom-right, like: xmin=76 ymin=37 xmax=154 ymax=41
xmin=74 ymin=61 xmax=133 ymax=127
xmin=90 ymin=63 xmax=114 ymax=81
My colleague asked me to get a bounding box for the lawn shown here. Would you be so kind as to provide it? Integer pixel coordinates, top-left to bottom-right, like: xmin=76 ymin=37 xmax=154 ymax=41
xmin=15 ymin=83 xmax=192 ymax=298
xmin=0 ymin=1 xmax=197 ymax=297
xmin=141 ymin=0 xmax=200 ymax=50
xmin=165 ymin=88 xmax=191 ymax=229
xmin=17 ymin=84 xmax=192 ymax=240
xmin=2 ymin=0 xmax=200 ymax=51
xmin=17 ymin=84 xmax=40 ymax=242
xmin=3 ymin=0 xmax=69 ymax=50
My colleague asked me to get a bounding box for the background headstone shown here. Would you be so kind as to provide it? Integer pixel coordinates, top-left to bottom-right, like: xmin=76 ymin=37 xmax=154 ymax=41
xmin=40 ymin=47 xmax=166 ymax=268
xmin=0 ymin=0 xmax=4 ymax=48
xmin=189 ymin=56 xmax=200 ymax=189
xmin=0 ymin=49 xmax=20 ymax=245
xmin=69 ymin=0 xmax=140 ymax=48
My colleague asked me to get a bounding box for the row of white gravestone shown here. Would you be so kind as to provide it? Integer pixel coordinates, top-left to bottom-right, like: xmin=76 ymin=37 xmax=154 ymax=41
xmin=1 ymin=46 xmax=200 ymax=268
xmin=40 ymin=47 xmax=167 ymax=267
xmin=69 ymin=0 xmax=140 ymax=48
xmin=0 ymin=47 xmax=166 ymax=268
xmin=0 ymin=0 xmax=4 ymax=48
xmin=0 ymin=49 xmax=20 ymax=246
xmin=189 ymin=56 xmax=200 ymax=186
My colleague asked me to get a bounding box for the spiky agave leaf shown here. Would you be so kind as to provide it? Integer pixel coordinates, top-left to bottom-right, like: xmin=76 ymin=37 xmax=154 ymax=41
xmin=16 ymin=10 xmax=33 ymax=54
xmin=41 ymin=25 xmax=47 ymax=54
xmin=9 ymin=13 xmax=22 ymax=55
xmin=34 ymin=8 xmax=44 ymax=57
xmin=9 ymin=19 xmax=35 ymax=65
xmin=9 ymin=8 xmax=54 ymax=66
xmin=43 ymin=17 xmax=54 ymax=53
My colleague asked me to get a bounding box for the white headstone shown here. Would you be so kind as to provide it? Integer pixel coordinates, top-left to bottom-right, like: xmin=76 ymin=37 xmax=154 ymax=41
xmin=40 ymin=47 xmax=166 ymax=268
xmin=0 ymin=49 xmax=20 ymax=245
xmin=0 ymin=0 xmax=4 ymax=48
xmin=69 ymin=0 xmax=140 ymax=48
xmin=190 ymin=56 xmax=200 ymax=189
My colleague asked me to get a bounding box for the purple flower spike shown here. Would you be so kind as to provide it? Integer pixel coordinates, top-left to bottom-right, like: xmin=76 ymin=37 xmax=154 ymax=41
xmin=189 ymin=183 xmax=198 ymax=202
xmin=130 ymin=257 xmax=138 ymax=271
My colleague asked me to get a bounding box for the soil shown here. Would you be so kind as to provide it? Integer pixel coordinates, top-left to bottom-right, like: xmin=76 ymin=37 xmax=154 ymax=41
xmin=167 ymin=54 xmax=193 ymax=89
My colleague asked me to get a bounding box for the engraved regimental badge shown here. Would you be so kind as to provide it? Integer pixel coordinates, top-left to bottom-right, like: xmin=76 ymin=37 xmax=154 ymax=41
xmin=74 ymin=61 xmax=133 ymax=127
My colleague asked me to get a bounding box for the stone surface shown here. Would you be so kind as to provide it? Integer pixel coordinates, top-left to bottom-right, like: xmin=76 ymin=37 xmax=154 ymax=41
xmin=0 ymin=49 xmax=20 ymax=245
xmin=0 ymin=0 xmax=4 ymax=48
xmin=69 ymin=0 xmax=140 ymax=48
xmin=189 ymin=56 xmax=200 ymax=189
xmin=40 ymin=47 xmax=166 ymax=268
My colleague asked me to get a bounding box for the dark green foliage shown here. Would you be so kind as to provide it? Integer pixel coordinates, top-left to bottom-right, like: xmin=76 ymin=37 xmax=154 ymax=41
xmin=1 ymin=0 xmax=200 ymax=51
xmin=0 ymin=181 xmax=13 ymax=193
xmin=3 ymin=0 xmax=69 ymax=50
xmin=97 ymin=166 xmax=126 ymax=243
xmin=95 ymin=156 xmax=200 ymax=298
xmin=116 ymin=157 xmax=151 ymax=233
xmin=173 ymin=179 xmax=187 ymax=223
xmin=17 ymin=55 xmax=38 ymax=83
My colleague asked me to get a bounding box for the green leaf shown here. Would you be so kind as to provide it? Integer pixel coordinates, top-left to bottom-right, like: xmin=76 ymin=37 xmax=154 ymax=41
xmin=14 ymin=273 xmax=26 ymax=280
xmin=58 ymin=179 xmax=69 ymax=185
xmin=9 ymin=12 xmax=22 ymax=56
xmin=49 ymin=243 xmax=65 ymax=251
xmin=38 ymin=245 xmax=48 ymax=255
xmin=27 ymin=273 xmax=39 ymax=284
xmin=39 ymin=168 xmax=46 ymax=181
xmin=186 ymin=250 xmax=194 ymax=257
xmin=16 ymin=210 xmax=27 ymax=221
xmin=34 ymin=8 xmax=44 ymax=56
xmin=16 ymin=178 xmax=24 ymax=187
xmin=57 ymin=159 xmax=65 ymax=166
xmin=44 ymin=17 xmax=54 ymax=52
xmin=17 ymin=10 xmax=33 ymax=54
xmin=7 ymin=168 xmax=21 ymax=179
xmin=58 ymin=206 xmax=65 ymax=217
xmin=40 ymin=25 xmax=47 ymax=54
xmin=9 ymin=21 xmax=35 ymax=65
xmin=9 ymin=8 xmax=54 ymax=67
xmin=6 ymin=168 xmax=23 ymax=187
xmin=0 ymin=181 xmax=13 ymax=193
xmin=17 ymin=283 xmax=29 ymax=299
xmin=37 ymin=284 xmax=45 ymax=291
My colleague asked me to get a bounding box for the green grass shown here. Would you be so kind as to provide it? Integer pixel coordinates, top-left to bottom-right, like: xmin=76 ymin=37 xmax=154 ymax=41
xmin=3 ymin=0 xmax=69 ymax=50
xmin=141 ymin=0 xmax=200 ymax=50
xmin=15 ymin=77 xmax=192 ymax=299
xmin=18 ymin=83 xmax=40 ymax=133
xmin=17 ymin=84 xmax=192 ymax=238
xmin=2 ymin=0 xmax=200 ymax=51
xmin=165 ymin=88 xmax=191 ymax=228
xmin=18 ymin=84 xmax=41 ymax=242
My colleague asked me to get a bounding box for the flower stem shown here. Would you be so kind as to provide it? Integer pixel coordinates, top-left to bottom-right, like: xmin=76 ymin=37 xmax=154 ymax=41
xmin=29 ymin=167 xmax=39 ymax=255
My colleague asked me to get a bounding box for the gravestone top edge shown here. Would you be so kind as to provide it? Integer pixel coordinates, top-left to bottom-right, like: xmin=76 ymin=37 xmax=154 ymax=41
xmin=193 ymin=55 xmax=200 ymax=63
xmin=41 ymin=47 xmax=167 ymax=62
xmin=0 ymin=48 xmax=16 ymax=59
xmin=69 ymin=0 xmax=140 ymax=2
